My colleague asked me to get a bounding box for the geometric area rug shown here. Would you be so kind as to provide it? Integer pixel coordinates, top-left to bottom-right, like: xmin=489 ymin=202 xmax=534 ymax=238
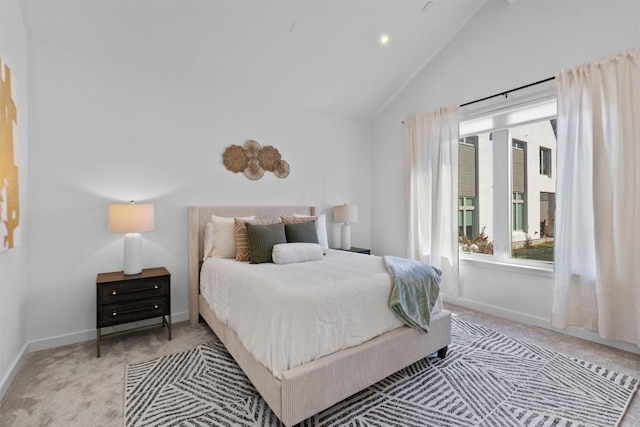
xmin=125 ymin=318 xmax=638 ymax=427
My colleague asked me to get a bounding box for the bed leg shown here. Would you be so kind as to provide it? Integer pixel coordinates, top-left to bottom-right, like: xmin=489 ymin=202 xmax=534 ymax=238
xmin=437 ymin=346 xmax=448 ymax=359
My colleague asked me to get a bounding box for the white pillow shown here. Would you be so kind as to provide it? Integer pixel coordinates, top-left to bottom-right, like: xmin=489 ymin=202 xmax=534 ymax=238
xmin=293 ymin=213 xmax=328 ymax=250
xmin=272 ymin=243 xmax=324 ymax=265
xmin=203 ymin=222 xmax=215 ymax=260
xmin=210 ymin=214 xmax=255 ymax=258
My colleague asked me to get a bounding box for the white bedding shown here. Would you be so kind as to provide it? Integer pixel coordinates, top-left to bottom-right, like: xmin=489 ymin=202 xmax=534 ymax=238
xmin=200 ymin=249 xmax=441 ymax=378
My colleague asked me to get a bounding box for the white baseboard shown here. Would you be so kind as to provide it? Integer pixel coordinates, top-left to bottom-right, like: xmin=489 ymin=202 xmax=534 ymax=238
xmin=0 ymin=311 xmax=189 ymax=399
xmin=443 ymin=295 xmax=640 ymax=355
xmin=27 ymin=310 xmax=189 ymax=352
xmin=0 ymin=342 xmax=29 ymax=401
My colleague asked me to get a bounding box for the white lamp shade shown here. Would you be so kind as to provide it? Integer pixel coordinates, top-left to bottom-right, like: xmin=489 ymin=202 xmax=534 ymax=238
xmin=333 ymin=204 xmax=358 ymax=224
xmin=109 ymin=203 xmax=155 ymax=233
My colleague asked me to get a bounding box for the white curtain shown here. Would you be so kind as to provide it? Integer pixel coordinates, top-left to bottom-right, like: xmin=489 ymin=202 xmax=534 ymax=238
xmin=404 ymin=106 xmax=460 ymax=296
xmin=552 ymin=49 xmax=640 ymax=346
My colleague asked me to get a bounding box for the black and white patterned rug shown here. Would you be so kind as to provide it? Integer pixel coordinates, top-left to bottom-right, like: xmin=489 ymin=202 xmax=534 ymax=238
xmin=125 ymin=318 xmax=638 ymax=426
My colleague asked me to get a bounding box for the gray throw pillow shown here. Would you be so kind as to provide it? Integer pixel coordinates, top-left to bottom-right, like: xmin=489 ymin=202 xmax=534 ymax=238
xmin=285 ymin=221 xmax=319 ymax=244
xmin=246 ymin=222 xmax=287 ymax=264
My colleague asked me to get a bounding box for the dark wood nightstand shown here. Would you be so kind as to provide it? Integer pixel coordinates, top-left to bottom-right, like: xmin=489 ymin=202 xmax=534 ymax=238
xmin=96 ymin=267 xmax=171 ymax=357
xmin=339 ymin=247 xmax=371 ymax=255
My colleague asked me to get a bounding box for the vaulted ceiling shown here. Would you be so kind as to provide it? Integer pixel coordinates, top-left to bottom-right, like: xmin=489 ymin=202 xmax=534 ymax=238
xmin=20 ymin=0 xmax=492 ymax=121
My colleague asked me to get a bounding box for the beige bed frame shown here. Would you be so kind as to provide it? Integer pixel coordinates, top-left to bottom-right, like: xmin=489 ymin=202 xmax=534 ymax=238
xmin=188 ymin=206 xmax=451 ymax=426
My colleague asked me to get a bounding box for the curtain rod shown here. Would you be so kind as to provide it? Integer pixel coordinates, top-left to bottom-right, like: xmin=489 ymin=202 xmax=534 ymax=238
xmin=402 ymin=76 xmax=555 ymax=124
xmin=460 ymin=76 xmax=555 ymax=107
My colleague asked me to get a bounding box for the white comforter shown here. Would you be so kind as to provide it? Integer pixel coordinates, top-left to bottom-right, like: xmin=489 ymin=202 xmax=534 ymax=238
xmin=200 ymin=249 xmax=441 ymax=378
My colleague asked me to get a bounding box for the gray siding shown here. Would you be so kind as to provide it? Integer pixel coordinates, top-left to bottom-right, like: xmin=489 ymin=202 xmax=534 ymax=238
xmin=459 ymin=143 xmax=476 ymax=197
xmin=512 ymin=146 xmax=525 ymax=193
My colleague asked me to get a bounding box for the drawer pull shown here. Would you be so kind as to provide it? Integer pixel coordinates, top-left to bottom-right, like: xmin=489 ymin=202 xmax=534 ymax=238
xmin=112 ymin=290 xmax=117 ymax=295
xmin=112 ymin=311 xmax=117 ymax=317
xmin=154 ymin=284 xmax=159 ymax=289
xmin=154 ymin=304 xmax=159 ymax=309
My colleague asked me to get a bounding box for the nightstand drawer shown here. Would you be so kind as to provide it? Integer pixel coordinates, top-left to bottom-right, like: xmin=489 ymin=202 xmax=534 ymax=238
xmin=100 ymin=277 xmax=168 ymax=304
xmin=99 ymin=297 xmax=169 ymax=327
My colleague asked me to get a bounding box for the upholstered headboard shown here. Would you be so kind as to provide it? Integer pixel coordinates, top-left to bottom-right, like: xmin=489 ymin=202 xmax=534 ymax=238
xmin=188 ymin=206 xmax=317 ymax=324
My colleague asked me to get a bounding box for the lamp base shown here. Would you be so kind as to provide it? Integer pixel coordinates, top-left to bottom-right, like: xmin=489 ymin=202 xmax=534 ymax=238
xmin=340 ymin=223 xmax=351 ymax=250
xmin=123 ymin=232 xmax=143 ymax=275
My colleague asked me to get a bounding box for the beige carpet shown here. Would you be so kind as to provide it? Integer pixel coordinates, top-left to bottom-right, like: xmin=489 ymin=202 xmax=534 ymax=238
xmin=1 ymin=304 xmax=638 ymax=426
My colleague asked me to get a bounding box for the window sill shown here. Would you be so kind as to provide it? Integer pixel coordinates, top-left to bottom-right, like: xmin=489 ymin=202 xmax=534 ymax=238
xmin=459 ymin=253 xmax=553 ymax=278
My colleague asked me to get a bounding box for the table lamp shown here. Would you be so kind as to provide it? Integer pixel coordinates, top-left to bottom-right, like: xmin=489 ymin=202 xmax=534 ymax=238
xmin=109 ymin=201 xmax=155 ymax=275
xmin=333 ymin=204 xmax=358 ymax=250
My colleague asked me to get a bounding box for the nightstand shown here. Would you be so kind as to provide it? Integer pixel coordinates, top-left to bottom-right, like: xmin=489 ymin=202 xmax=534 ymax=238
xmin=96 ymin=267 xmax=171 ymax=357
xmin=340 ymin=247 xmax=371 ymax=255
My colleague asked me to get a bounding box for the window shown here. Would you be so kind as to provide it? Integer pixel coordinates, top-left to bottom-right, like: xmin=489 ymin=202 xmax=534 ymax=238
xmin=458 ymin=136 xmax=479 ymax=240
xmin=512 ymin=192 xmax=525 ymax=230
xmin=511 ymin=138 xmax=527 ymax=233
xmin=460 ymin=136 xmax=477 ymax=146
xmin=512 ymin=140 xmax=525 ymax=150
xmin=459 ymin=99 xmax=557 ymax=264
xmin=457 ymin=132 xmax=492 ymax=254
xmin=540 ymin=147 xmax=552 ymax=176
xmin=458 ymin=197 xmax=476 ymax=238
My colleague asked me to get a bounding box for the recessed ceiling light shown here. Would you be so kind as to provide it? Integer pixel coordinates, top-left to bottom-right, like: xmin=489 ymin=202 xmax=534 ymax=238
xmin=380 ymin=34 xmax=390 ymax=46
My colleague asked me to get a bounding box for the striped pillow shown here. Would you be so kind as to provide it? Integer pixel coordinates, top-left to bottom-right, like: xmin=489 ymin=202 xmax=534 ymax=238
xmin=234 ymin=218 xmax=281 ymax=261
xmin=281 ymin=216 xmax=315 ymax=224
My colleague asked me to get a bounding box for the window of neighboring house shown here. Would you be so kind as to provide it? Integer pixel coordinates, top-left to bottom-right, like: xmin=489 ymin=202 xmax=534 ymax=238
xmin=458 ymin=136 xmax=479 ymax=242
xmin=458 ymin=133 xmax=492 ymax=254
xmin=540 ymin=147 xmax=552 ymax=176
xmin=458 ymin=197 xmax=476 ymax=238
xmin=512 ymin=140 xmax=525 ymax=150
xmin=460 ymin=136 xmax=477 ymax=147
xmin=459 ymin=98 xmax=557 ymax=264
xmin=511 ymin=139 xmax=526 ymax=233
xmin=512 ymin=192 xmax=525 ymax=230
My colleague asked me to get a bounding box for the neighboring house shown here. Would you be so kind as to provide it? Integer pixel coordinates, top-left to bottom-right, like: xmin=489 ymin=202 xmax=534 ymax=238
xmin=458 ymin=119 xmax=557 ymax=252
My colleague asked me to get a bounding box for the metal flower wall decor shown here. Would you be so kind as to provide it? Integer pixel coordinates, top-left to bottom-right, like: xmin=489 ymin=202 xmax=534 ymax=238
xmin=223 ymin=140 xmax=290 ymax=180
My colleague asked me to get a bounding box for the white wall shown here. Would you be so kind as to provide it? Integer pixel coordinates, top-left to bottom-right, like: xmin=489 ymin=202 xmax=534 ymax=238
xmin=0 ymin=0 xmax=29 ymax=398
xmin=371 ymin=0 xmax=640 ymax=352
xmin=26 ymin=41 xmax=371 ymax=348
xmin=8 ymin=0 xmax=640 ymax=391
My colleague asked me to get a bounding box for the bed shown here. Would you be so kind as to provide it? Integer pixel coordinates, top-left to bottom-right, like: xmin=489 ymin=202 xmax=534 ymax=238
xmin=188 ymin=206 xmax=451 ymax=426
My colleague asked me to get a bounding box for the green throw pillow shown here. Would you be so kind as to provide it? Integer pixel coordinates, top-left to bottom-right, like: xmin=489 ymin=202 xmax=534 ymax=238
xmin=246 ymin=222 xmax=287 ymax=264
xmin=284 ymin=221 xmax=319 ymax=244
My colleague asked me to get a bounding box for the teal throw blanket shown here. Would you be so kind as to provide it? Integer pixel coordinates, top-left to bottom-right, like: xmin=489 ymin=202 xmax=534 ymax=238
xmin=384 ymin=256 xmax=441 ymax=333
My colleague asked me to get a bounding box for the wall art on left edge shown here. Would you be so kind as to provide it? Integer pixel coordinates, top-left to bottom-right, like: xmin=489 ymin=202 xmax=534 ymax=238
xmin=0 ymin=58 xmax=20 ymax=252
